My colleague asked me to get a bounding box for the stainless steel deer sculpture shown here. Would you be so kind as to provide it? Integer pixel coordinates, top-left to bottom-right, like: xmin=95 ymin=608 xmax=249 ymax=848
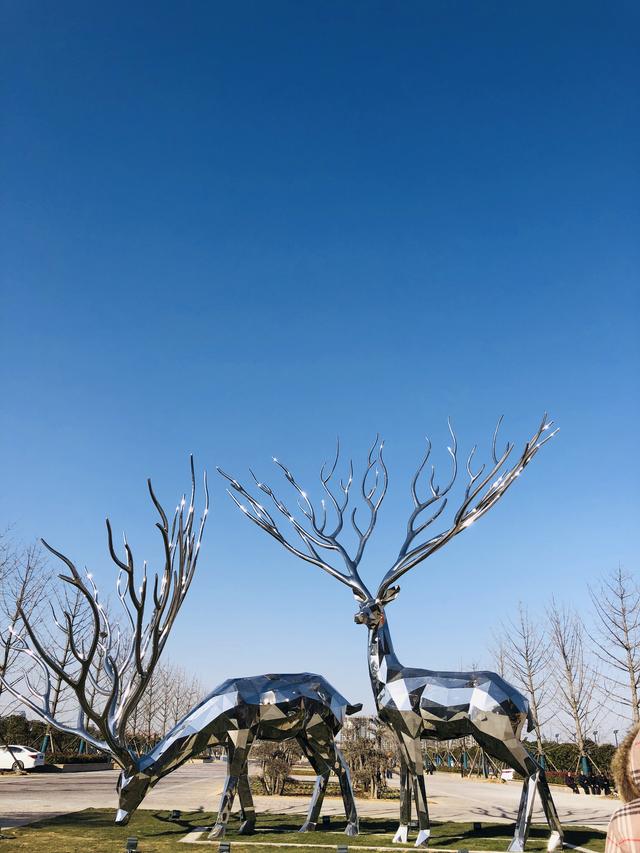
xmin=117 ymin=672 xmax=362 ymax=838
xmin=0 ymin=460 xmax=361 ymax=838
xmin=219 ymin=415 xmax=564 ymax=852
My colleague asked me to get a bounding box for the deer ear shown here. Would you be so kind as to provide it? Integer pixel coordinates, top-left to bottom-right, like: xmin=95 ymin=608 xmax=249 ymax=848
xmin=380 ymin=585 xmax=400 ymax=604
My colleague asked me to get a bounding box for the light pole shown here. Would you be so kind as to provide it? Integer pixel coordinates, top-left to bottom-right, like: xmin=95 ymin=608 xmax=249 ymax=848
xmin=555 ymin=733 xmax=559 ymax=744
xmin=593 ymin=731 xmax=598 ymax=745
xmin=614 ymin=730 xmax=619 ymax=747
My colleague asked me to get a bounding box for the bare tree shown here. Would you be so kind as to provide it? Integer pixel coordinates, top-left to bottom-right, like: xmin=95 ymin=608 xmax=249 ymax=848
xmin=547 ymin=599 xmax=599 ymax=763
xmin=590 ymin=567 xmax=640 ymax=724
xmin=167 ymin=665 xmax=203 ymax=729
xmin=0 ymin=540 xmax=47 ymax=716
xmin=124 ymin=660 xmax=204 ymax=749
xmin=492 ymin=638 xmax=508 ymax=678
xmin=494 ymin=603 xmax=551 ymax=756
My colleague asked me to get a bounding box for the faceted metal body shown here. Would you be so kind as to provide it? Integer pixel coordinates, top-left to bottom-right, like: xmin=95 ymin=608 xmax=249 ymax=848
xmin=115 ymin=672 xmax=361 ymax=838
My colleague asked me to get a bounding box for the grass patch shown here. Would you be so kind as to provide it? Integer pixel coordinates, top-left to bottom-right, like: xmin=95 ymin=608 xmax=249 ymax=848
xmin=6 ymin=809 xmax=606 ymax=852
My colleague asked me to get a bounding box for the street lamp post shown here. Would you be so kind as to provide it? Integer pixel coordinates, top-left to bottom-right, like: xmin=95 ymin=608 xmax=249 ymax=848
xmin=614 ymin=730 xmax=619 ymax=747
xmin=593 ymin=731 xmax=598 ymax=745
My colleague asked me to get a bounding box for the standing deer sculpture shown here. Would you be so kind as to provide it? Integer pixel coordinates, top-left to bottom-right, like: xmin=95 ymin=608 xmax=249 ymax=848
xmin=219 ymin=415 xmax=564 ymax=852
xmin=0 ymin=459 xmax=361 ymax=838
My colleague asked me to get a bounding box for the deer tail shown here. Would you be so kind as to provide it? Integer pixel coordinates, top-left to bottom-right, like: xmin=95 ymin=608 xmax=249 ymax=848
xmin=527 ymin=707 xmax=535 ymax=733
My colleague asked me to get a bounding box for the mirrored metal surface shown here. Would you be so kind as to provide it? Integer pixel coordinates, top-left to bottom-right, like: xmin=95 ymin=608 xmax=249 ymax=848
xmin=116 ymin=671 xmax=362 ymax=838
xmin=221 ymin=415 xmax=563 ymax=851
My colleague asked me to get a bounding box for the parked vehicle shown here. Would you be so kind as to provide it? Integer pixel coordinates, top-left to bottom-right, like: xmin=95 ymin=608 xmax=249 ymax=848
xmin=0 ymin=745 xmax=45 ymax=771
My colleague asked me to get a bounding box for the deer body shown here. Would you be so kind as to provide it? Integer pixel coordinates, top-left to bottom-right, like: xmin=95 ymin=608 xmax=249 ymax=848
xmin=222 ymin=414 xmax=564 ymax=851
xmin=117 ymin=672 xmax=361 ymax=838
xmin=368 ymin=617 xmax=531 ymax=743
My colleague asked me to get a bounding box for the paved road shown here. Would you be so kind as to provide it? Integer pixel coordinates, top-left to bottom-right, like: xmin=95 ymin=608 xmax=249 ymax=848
xmin=0 ymin=761 xmax=616 ymax=832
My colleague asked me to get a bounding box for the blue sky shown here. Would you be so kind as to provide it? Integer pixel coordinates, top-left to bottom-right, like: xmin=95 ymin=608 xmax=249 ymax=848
xmin=1 ymin=2 xmax=638 ymax=727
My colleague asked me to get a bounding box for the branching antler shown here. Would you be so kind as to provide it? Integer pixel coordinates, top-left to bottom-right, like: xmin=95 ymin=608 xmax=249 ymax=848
xmin=376 ymin=414 xmax=557 ymax=596
xmin=218 ymin=437 xmax=387 ymax=600
xmin=222 ymin=415 xmax=557 ymax=605
xmin=0 ymin=457 xmax=209 ymax=769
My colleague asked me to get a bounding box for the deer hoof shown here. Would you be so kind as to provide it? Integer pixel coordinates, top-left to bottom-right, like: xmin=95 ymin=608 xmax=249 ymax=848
xmin=239 ymin=820 xmax=256 ymax=835
xmin=345 ymin=822 xmax=358 ymax=837
xmin=208 ymin=824 xmax=226 ymax=839
xmin=507 ymin=842 xmax=525 ymax=852
xmin=547 ymin=831 xmax=563 ymax=851
xmin=414 ymin=829 xmax=430 ymax=847
xmin=393 ymin=825 xmax=408 ymax=843
xmin=299 ymin=822 xmax=316 ymax=833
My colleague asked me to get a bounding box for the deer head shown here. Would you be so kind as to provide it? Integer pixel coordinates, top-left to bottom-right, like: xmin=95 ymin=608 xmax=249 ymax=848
xmin=219 ymin=415 xmax=557 ymax=626
xmin=352 ymin=586 xmax=400 ymax=628
xmin=0 ymin=457 xmax=209 ymax=825
xmin=115 ymin=767 xmax=153 ymax=824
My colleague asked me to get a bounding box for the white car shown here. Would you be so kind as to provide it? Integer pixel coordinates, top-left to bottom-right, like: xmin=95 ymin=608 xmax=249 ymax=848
xmin=0 ymin=744 xmax=45 ymax=771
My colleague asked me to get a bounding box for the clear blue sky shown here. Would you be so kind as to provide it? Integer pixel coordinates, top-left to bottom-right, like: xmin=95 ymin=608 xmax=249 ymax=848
xmin=1 ymin=2 xmax=638 ymax=725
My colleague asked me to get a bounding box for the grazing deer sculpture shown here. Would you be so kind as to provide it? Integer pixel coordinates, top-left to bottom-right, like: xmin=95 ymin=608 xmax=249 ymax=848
xmin=0 ymin=459 xmax=360 ymax=838
xmin=220 ymin=415 xmax=564 ymax=852
xmin=119 ymin=672 xmax=362 ymax=838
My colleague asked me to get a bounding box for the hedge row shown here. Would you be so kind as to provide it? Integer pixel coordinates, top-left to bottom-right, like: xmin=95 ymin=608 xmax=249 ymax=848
xmin=45 ymin=752 xmax=112 ymax=765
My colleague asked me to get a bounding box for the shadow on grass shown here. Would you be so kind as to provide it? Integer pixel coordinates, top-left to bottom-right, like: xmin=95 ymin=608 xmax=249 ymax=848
xmin=23 ymin=809 xmax=606 ymax=851
xmin=34 ymin=807 xmax=211 ymax=839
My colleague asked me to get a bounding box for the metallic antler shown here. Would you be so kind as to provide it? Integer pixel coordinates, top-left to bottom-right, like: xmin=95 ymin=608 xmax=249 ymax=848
xmin=0 ymin=457 xmax=209 ymax=768
xmin=217 ymin=437 xmax=386 ymax=600
xmin=376 ymin=414 xmax=557 ymax=597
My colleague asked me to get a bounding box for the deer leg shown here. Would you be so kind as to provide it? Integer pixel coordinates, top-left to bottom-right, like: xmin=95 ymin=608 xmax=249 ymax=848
xmin=509 ymin=768 xmax=538 ymax=853
xmin=208 ymin=730 xmax=255 ymax=839
xmin=302 ymin=734 xmax=359 ymax=836
xmin=475 ymin=734 xmax=546 ymax=853
xmin=333 ymin=744 xmax=359 ymax=836
xmin=408 ymin=740 xmax=431 ymax=847
xmin=508 ymin=748 xmax=564 ymax=852
xmin=297 ymin=737 xmax=331 ymax=832
xmin=393 ymin=753 xmax=411 ymax=843
xmin=237 ymin=771 xmax=256 ymax=835
xmin=534 ymin=763 xmax=564 ymax=851
xmin=398 ymin=736 xmax=430 ymax=847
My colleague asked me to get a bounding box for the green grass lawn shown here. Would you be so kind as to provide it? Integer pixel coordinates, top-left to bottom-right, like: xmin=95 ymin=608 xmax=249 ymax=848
xmin=4 ymin=810 xmax=606 ymax=852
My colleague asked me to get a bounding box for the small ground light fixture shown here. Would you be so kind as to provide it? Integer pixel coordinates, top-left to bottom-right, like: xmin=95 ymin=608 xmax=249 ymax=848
xmin=322 ymin=815 xmax=331 ymax=827
xmin=125 ymin=838 xmax=138 ymax=852
xmin=219 ymin=842 xmax=231 ymax=853
xmin=473 ymin=822 xmax=482 ymax=831
xmin=337 ymin=845 xmax=348 ymax=853
xmin=169 ymin=810 xmax=181 ymax=821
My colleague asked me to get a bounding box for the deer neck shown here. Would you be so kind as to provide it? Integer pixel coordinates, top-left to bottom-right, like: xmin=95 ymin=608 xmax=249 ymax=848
xmin=367 ymin=614 xmax=402 ymax=697
xmin=138 ymin=735 xmax=169 ymax=779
